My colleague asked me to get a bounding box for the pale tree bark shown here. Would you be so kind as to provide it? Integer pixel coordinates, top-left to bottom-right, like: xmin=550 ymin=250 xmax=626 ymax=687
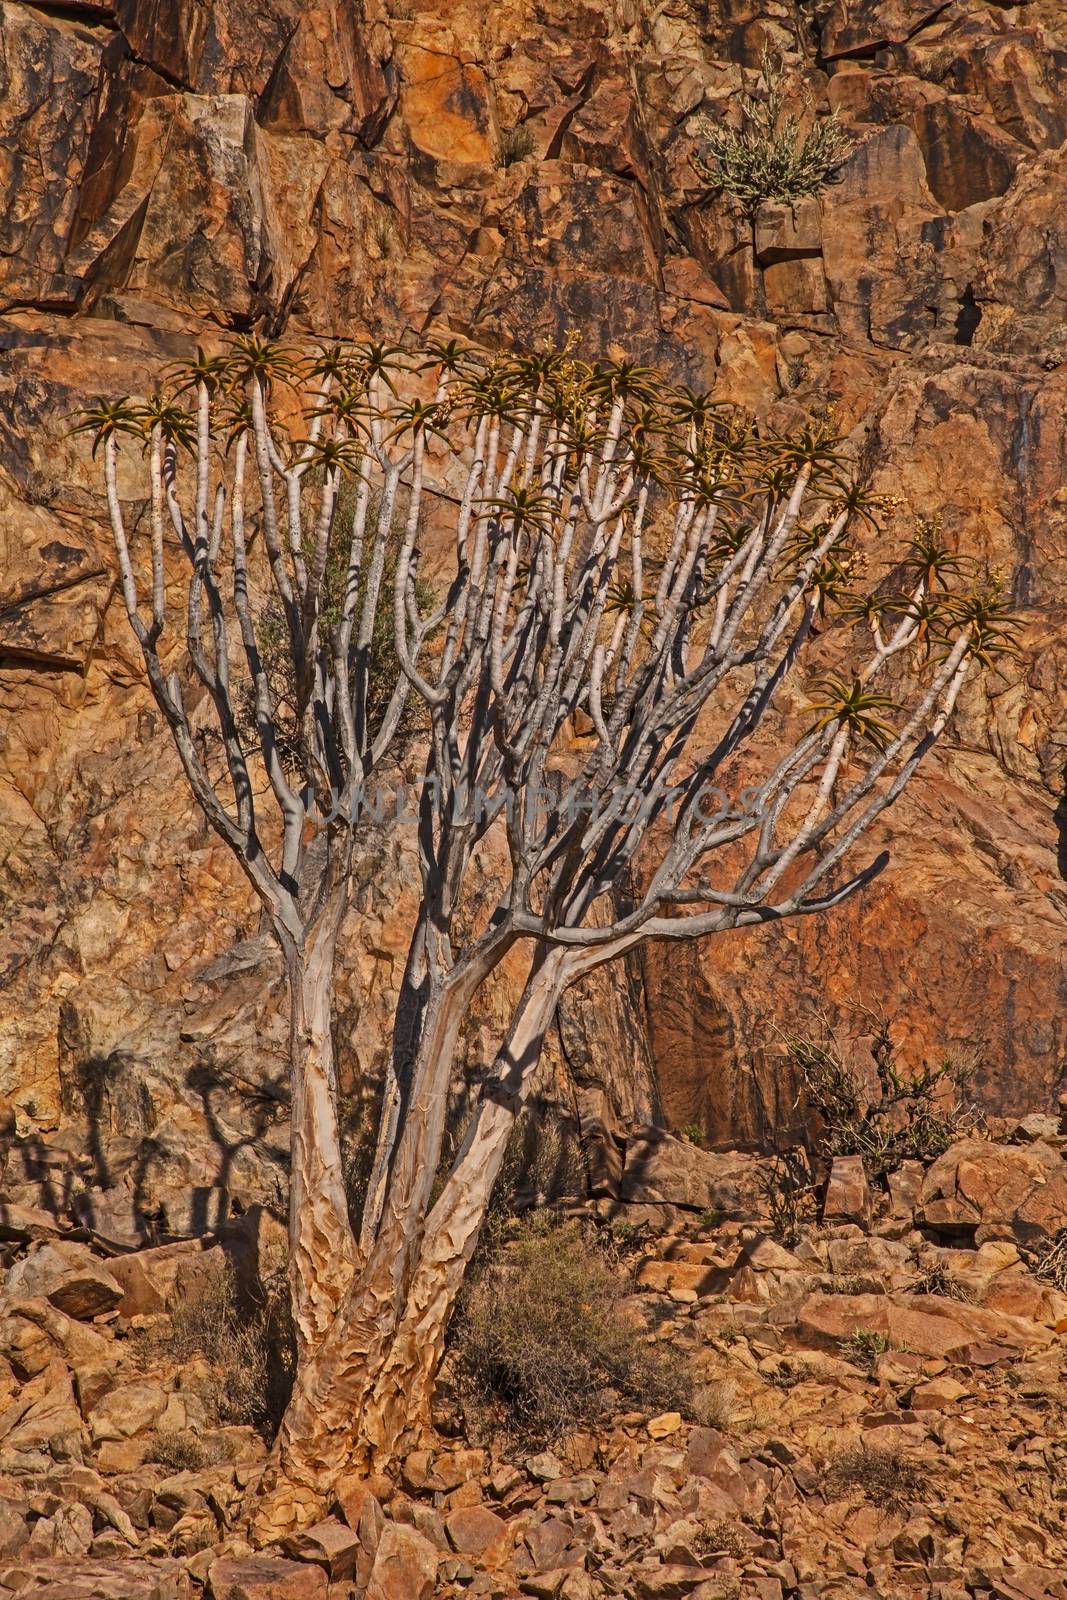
xmin=281 ymin=895 xmax=361 ymax=1355
xmin=249 ymin=945 xmax=567 ymax=1542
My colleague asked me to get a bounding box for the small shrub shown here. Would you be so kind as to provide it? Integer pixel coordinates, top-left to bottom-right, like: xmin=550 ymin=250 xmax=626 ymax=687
xmin=135 ymin=1255 xmax=293 ymax=1436
xmin=1033 ymin=1228 xmax=1067 ymax=1293
xmin=785 ymin=353 xmax=809 ymax=391
xmin=839 ymin=1329 xmax=891 ymax=1372
xmin=767 ymin=1357 xmax=811 ymax=1391
xmin=145 ymin=1432 xmax=230 ymax=1472
xmin=694 ymin=1519 xmax=746 ymax=1559
xmin=690 ymin=1377 xmax=736 ymax=1429
xmin=909 ymin=1263 xmax=976 ymax=1302
xmin=826 ymin=1443 xmax=928 ymax=1511
xmin=829 ymin=1272 xmax=868 ymax=1296
xmin=452 ymin=1218 xmax=699 ymax=1447
xmin=763 ymin=1149 xmax=818 ymax=1245
xmin=610 ymin=1219 xmax=641 ymax=1248
xmin=694 ymin=52 xmax=853 ymax=217
xmin=788 ymin=1009 xmax=981 ymax=1180
xmin=679 ymin=1122 xmax=705 ymax=1147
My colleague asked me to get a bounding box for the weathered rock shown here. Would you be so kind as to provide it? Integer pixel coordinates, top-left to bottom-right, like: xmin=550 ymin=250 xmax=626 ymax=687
xmin=3 ymin=1242 xmax=122 ymax=1320
xmin=88 ymin=1383 xmax=169 ymax=1442
xmin=822 ymin=1158 xmax=872 ymax=1230
xmin=334 ymin=1474 xmax=385 ymax=1555
xmin=793 ymin=1290 xmax=1052 ymax=1361
xmin=886 ymin=1161 xmax=925 ymax=1219
xmin=0 ymin=1557 xmax=192 ymax=1598
xmin=284 ymin=1516 xmax=362 ymax=1580
xmin=920 ymin=1140 xmax=1067 ymax=1245
xmin=207 ymin=1554 xmax=328 ymax=1600
xmin=445 ymin=1504 xmax=507 ymax=1558
xmin=619 ymin=1130 xmax=767 ymax=1216
xmin=0 ymin=1361 xmax=86 ymax=1467
xmin=0 ymin=1201 xmax=66 ymax=1242
xmin=0 ymin=1295 xmax=111 ymax=1381
xmin=907 ymin=1374 xmax=969 ymax=1409
xmin=364 ymin=1522 xmax=438 ymax=1600
xmin=105 ymin=1240 xmax=205 ymax=1318
xmin=0 ymin=1496 xmax=30 ymax=1557
xmin=526 ymin=1452 xmax=564 ymax=1483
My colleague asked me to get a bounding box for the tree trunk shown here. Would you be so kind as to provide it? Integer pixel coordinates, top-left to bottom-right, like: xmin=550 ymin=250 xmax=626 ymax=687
xmin=285 ymin=927 xmax=360 ymax=1359
xmin=247 ymin=948 xmax=566 ymax=1544
xmin=367 ymin=947 xmax=568 ymax=1441
xmin=359 ymin=915 xmax=429 ymax=1253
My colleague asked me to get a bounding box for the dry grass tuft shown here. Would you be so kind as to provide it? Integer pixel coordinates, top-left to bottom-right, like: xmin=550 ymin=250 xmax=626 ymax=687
xmin=452 ymin=1217 xmax=702 ymax=1448
xmin=909 ymin=1263 xmax=977 ymax=1302
xmin=144 ymin=1432 xmax=231 ymax=1472
xmin=826 ymin=1442 xmax=929 ymax=1511
xmin=1033 ymin=1228 xmax=1067 ymax=1293
xmin=134 ymin=1254 xmax=293 ymax=1435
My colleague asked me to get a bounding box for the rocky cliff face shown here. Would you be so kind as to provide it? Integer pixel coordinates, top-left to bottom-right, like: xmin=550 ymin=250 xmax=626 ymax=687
xmin=2 ymin=0 xmax=1065 ymax=1175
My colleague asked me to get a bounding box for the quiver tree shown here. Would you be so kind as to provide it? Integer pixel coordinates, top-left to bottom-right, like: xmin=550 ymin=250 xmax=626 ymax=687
xmin=81 ymin=336 xmax=1014 ymax=1539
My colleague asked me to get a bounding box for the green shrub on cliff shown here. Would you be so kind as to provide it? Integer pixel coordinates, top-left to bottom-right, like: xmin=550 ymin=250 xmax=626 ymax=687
xmin=695 ymin=53 xmax=853 ymax=217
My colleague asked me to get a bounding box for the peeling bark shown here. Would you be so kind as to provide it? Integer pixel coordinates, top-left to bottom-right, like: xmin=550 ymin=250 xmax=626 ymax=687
xmin=247 ymin=949 xmax=566 ymax=1543
xmin=285 ymin=926 xmax=361 ymax=1358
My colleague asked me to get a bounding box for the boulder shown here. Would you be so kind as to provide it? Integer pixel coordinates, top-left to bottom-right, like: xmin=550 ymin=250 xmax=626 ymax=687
xmin=0 ymin=1494 xmax=30 ymax=1557
xmin=619 ymin=1130 xmax=767 ymax=1217
xmin=88 ymin=1383 xmax=169 ymax=1442
xmin=72 ymin=1188 xmax=154 ymax=1252
xmin=0 ymin=1363 xmax=86 ymax=1467
xmin=822 ymin=1157 xmax=872 ymax=1229
xmin=793 ymin=1291 xmax=1052 ymax=1362
xmin=364 ymin=1522 xmax=438 ymax=1600
xmin=0 ymin=1557 xmax=193 ymax=1597
xmin=886 ymin=1161 xmax=924 ymax=1218
xmin=106 ymin=1239 xmax=209 ymax=1317
xmin=919 ymin=1140 xmax=1067 ymax=1245
xmin=0 ymin=1201 xmax=66 ymax=1242
xmin=3 ymin=1243 xmax=122 ymax=1321
xmin=444 ymin=1503 xmax=508 ymax=1558
xmin=207 ymin=1555 xmax=327 ymax=1600
xmin=284 ymin=1516 xmax=362 ymax=1580
xmin=0 ymin=1295 xmax=111 ymax=1380
xmin=334 ymin=1475 xmax=385 ymax=1565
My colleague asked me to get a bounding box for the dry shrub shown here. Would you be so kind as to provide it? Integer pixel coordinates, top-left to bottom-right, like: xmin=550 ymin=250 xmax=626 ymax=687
xmin=452 ymin=1218 xmax=699 ymax=1447
xmin=909 ymin=1263 xmax=977 ymax=1302
xmin=690 ymin=1377 xmax=736 ymax=1429
xmin=694 ymin=51 xmax=853 ymax=216
xmin=762 ymin=1150 xmax=818 ymax=1245
xmin=788 ymin=1010 xmax=980 ymax=1180
xmin=145 ymin=1432 xmax=230 ymax=1472
xmin=826 ymin=1443 xmax=928 ymax=1511
xmin=492 ymin=1107 xmax=586 ymax=1215
xmin=1033 ymin=1229 xmax=1067 ymax=1293
xmin=694 ymin=1519 xmax=746 ymax=1559
xmin=136 ymin=1254 xmax=293 ymax=1435
xmin=497 ymin=123 xmax=537 ymax=168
